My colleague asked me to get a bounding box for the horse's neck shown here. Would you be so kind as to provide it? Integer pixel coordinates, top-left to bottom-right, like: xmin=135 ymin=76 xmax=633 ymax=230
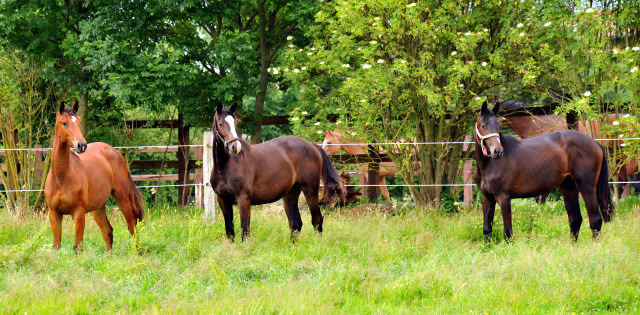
xmin=213 ymin=140 xmax=247 ymax=172
xmin=341 ymin=141 xmax=367 ymax=155
xmin=50 ymin=134 xmax=76 ymax=178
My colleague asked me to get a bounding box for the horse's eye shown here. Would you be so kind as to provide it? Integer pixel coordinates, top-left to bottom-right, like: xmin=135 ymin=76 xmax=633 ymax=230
xmin=62 ymin=122 xmax=68 ymax=127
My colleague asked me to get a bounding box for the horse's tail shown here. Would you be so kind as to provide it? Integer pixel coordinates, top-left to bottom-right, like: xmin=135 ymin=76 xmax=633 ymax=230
xmin=597 ymin=144 xmax=614 ymax=222
xmin=315 ymin=144 xmax=345 ymax=202
xmin=127 ymin=173 xmax=145 ymax=222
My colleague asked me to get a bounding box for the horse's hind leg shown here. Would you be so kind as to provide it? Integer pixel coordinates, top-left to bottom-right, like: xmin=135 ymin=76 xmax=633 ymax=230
xmin=560 ymin=178 xmax=582 ymax=241
xmin=112 ymin=189 xmax=138 ymax=235
xmin=71 ymin=209 xmax=87 ymax=251
xmin=575 ymin=180 xmax=603 ymax=239
xmin=48 ymin=208 xmax=63 ymax=249
xmin=93 ymin=205 xmax=114 ymax=250
xmin=283 ymin=183 xmax=303 ymax=238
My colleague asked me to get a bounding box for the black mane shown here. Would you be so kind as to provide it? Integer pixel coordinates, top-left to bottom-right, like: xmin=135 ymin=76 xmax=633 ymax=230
xmin=62 ymin=108 xmax=77 ymax=115
xmin=498 ymin=133 xmax=521 ymax=157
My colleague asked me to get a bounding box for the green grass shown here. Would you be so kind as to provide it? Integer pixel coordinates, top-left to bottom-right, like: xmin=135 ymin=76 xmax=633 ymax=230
xmin=1 ymin=199 xmax=640 ymax=314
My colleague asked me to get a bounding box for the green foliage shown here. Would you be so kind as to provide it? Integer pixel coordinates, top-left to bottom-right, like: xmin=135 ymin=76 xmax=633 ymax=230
xmin=1 ymin=204 xmax=640 ymax=312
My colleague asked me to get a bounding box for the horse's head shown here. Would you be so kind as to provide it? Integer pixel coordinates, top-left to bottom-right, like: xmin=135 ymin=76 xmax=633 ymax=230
xmin=56 ymin=101 xmax=87 ymax=153
xmin=214 ymin=102 xmax=242 ymax=155
xmin=321 ymin=130 xmax=343 ymax=155
xmin=476 ymin=101 xmax=503 ymax=159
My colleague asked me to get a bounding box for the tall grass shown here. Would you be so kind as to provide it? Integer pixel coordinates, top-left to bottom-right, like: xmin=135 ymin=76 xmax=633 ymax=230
xmin=1 ymin=199 xmax=639 ymax=313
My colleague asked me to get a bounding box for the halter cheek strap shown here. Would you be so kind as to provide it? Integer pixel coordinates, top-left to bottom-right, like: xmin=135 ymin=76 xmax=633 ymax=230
xmin=214 ymin=129 xmax=240 ymax=147
xmin=475 ymin=122 xmax=500 ymax=157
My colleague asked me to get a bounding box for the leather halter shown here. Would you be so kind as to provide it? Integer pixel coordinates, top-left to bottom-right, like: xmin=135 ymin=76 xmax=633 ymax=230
xmin=475 ymin=122 xmax=500 ymax=157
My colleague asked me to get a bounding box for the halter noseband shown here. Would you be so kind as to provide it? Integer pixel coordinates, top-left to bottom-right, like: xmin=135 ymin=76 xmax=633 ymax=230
xmin=475 ymin=122 xmax=500 ymax=157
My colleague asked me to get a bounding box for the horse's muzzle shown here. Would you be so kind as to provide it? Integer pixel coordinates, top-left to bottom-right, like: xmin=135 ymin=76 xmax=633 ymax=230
xmin=492 ymin=147 xmax=503 ymax=159
xmin=226 ymin=140 xmax=241 ymax=155
xmin=75 ymin=142 xmax=88 ymax=153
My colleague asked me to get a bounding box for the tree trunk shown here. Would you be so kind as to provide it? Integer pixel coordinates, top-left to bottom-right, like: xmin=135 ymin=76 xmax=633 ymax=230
xmin=78 ymin=91 xmax=89 ymax=134
xmin=250 ymin=0 xmax=270 ymax=144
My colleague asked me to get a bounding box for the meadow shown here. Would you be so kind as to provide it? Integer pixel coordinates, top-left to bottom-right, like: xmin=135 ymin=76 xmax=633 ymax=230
xmin=1 ymin=198 xmax=639 ymax=314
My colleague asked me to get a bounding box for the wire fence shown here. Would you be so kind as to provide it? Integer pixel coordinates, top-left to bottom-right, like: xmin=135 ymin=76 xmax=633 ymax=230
xmin=1 ymin=139 xmax=640 ymax=194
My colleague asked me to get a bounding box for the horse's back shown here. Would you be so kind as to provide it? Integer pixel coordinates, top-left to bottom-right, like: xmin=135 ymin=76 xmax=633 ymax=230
xmin=80 ymin=142 xmax=131 ymax=209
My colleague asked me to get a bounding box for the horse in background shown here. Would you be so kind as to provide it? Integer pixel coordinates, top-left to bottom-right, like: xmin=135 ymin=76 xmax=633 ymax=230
xmin=475 ymin=101 xmax=613 ymax=241
xmin=321 ymin=130 xmax=395 ymax=201
xmin=45 ymin=101 xmax=144 ymax=251
xmin=210 ymin=103 xmax=344 ymax=241
xmin=502 ymin=108 xmax=639 ymax=198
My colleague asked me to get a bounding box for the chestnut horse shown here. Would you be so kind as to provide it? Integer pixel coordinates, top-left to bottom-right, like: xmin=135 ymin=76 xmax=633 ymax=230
xmin=475 ymin=102 xmax=613 ymax=241
xmin=210 ymin=103 xmax=344 ymax=240
xmin=321 ymin=130 xmax=394 ymax=201
xmin=45 ymin=102 xmax=143 ymax=250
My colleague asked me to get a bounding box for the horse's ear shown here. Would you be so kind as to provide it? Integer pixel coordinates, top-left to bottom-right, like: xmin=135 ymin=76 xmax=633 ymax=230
xmin=230 ymin=102 xmax=238 ymax=113
xmin=72 ymin=101 xmax=79 ymax=113
xmin=480 ymin=101 xmax=488 ymax=114
xmin=58 ymin=102 xmax=65 ymax=114
xmin=492 ymin=102 xmax=501 ymax=115
xmin=216 ymin=102 xmax=223 ymax=115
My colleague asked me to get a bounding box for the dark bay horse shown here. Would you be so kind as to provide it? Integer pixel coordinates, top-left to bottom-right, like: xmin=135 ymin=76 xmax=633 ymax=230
xmin=210 ymin=103 xmax=344 ymax=240
xmin=474 ymin=102 xmax=613 ymax=241
xmin=45 ymin=102 xmax=144 ymax=250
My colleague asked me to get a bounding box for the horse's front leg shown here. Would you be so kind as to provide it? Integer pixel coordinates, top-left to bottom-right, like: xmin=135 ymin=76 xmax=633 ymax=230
xmin=496 ymin=196 xmax=513 ymax=241
xmin=237 ymin=195 xmax=251 ymax=241
xmin=71 ymin=209 xmax=87 ymax=251
xmin=218 ymin=196 xmax=235 ymax=241
xmin=481 ymin=192 xmax=496 ymax=241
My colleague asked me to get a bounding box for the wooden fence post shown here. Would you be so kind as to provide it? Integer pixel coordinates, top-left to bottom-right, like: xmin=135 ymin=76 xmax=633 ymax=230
xmin=177 ymin=113 xmax=191 ymax=206
xmin=367 ymin=145 xmax=380 ymax=201
xmin=202 ymin=131 xmax=216 ymax=224
xmin=463 ymin=135 xmax=473 ymax=207
xmin=194 ymin=141 xmax=203 ymax=208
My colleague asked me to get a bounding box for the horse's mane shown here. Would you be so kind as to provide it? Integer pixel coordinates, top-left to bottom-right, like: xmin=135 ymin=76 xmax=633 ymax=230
xmin=62 ymin=108 xmax=77 ymax=115
xmin=499 ymin=133 xmax=521 ymax=157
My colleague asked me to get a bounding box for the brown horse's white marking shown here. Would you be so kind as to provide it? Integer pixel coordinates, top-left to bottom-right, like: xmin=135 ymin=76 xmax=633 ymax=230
xmin=44 ymin=101 xmax=144 ymax=251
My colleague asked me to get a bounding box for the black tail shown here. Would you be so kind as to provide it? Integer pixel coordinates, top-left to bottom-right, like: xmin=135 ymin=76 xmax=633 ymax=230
xmin=128 ymin=173 xmax=145 ymax=222
xmin=315 ymin=144 xmax=345 ymax=202
xmin=597 ymin=144 xmax=613 ymax=222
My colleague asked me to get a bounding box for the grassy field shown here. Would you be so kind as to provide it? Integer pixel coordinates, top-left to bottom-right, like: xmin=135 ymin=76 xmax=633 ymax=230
xmin=1 ymin=198 xmax=640 ymax=314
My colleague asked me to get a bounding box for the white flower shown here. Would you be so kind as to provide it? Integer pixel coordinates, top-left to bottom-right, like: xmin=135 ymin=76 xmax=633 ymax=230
xmin=317 ymin=131 xmax=323 ymax=134
xmin=314 ymin=122 xmax=321 ymax=126
xmin=633 ymin=47 xmax=640 ymax=51
xmin=613 ymin=49 xmax=619 ymax=54
xmin=287 ymin=36 xmax=293 ymax=41
xmin=272 ymin=68 xmax=279 ymax=75
xmin=631 ymin=67 xmax=638 ymax=73
xmin=293 ymin=68 xmax=299 ymax=73
xmin=481 ymin=62 xmax=488 ymax=67
xmin=307 ymin=52 xmax=313 ymax=56
xmin=407 ymin=3 xmax=416 ymax=7
xmin=360 ymin=99 xmax=366 ymax=102
xmin=284 ymin=68 xmax=289 ymax=72
xmin=320 ymin=61 xmax=325 ymax=65
xmin=288 ymin=44 xmax=294 ymax=48
xmin=475 ymin=97 xmax=482 ymax=100
xmin=621 ymin=143 xmax=626 ymax=147
xmin=362 ymin=64 xmax=372 ymax=69
xmin=483 ymin=29 xmax=489 ymax=32
xmin=464 ymin=32 xmax=471 ymax=36
xmin=301 ymin=67 xmax=306 ymax=70
xmin=301 ymin=111 xmax=308 ymax=115
xmin=544 ymin=22 xmax=552 ymax=27
xmin=291 ymin=117 xmax=299 ymax=121
xmin=298 ymin=49 xmax=303 ymax=52
xmin=451 ymin=51 xmax=457 ymax=56
xmin=351 ymin=132 xmax=357 ymax=136
xmin=519 ymin=32 xmax=524 ymax=37
xmin=585 ymin=8 xmax=595 ymax=13
xmin=311 ymin=47 xmax=316 ymax=50
xmin=613 ymin=121 xmax=620 ymax=126
xmin=342 ymin=64 xmax=350 ymax=67
xmin=336 ymin=108 xmax=342 ymax=111
xmin=517 ymin=23 xmax=524 ymax=28
xmin=377 ymin=59 xmax=384 ymax=63
xmin=619 ymin=134 xmax=624 ymax=138
xmin=336 ymin=120 xmax=342 ymax=124
xmin=400 ymin=60 xmax=407 ymax=63
xmin=584 ymin=91 xmax=591 ymax=97
xmin=530 ymin=75 xmax=536 ymax=78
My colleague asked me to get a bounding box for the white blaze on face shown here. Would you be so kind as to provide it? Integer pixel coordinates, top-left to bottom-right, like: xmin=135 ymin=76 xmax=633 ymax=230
xmin=224 ymin=115 xmax=241 ymax=152
xmin=71 ymin=116 xmax=77 ymax=125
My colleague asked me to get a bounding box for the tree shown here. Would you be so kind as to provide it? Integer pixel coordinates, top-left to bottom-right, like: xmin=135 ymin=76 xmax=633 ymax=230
xmin=284 ymin=0 xmax=555 ymax=208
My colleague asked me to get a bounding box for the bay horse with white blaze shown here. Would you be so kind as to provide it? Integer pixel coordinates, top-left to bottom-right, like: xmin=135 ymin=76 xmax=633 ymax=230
xmin=45 ymin=101 xmax=144 ymax=250
xmin=210 ymin=103 xmax=344 ymax=241
xmin=474 ymin=102 xmax=613 ymax=241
